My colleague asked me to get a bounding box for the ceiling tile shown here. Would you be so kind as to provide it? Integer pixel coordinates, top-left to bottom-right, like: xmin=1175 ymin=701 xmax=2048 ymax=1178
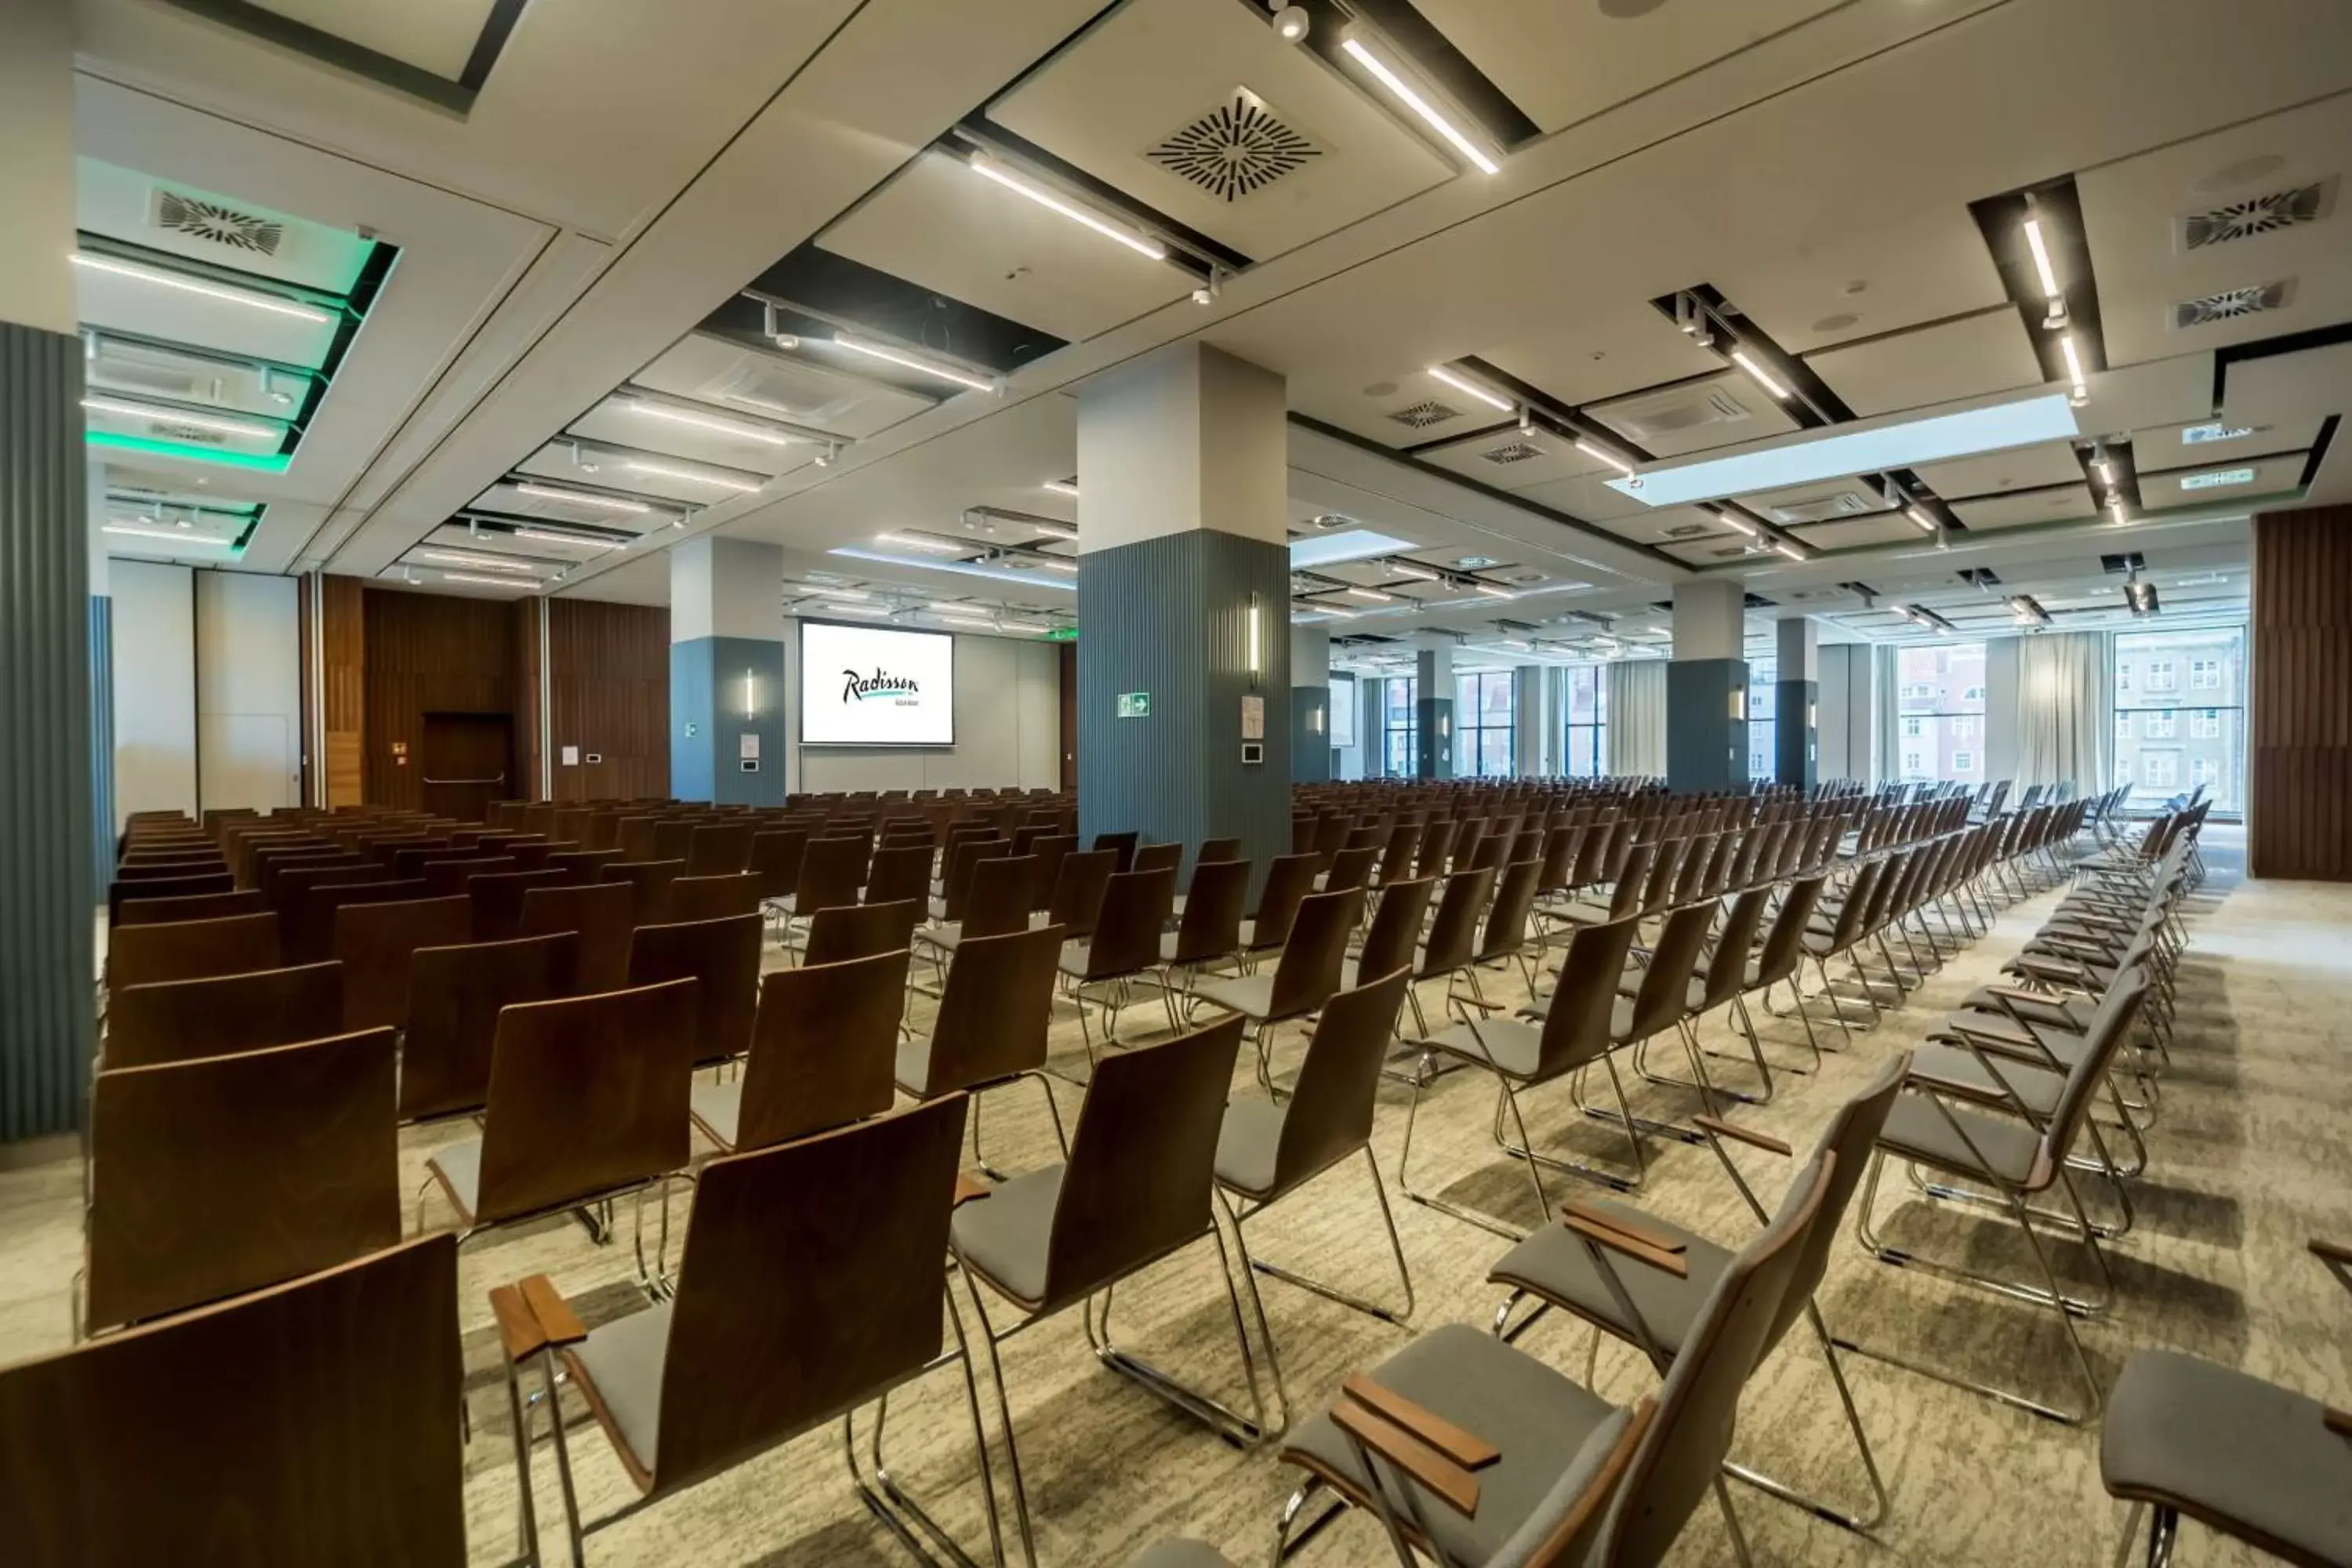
xmin=1952 ymin=481 xmax=2096 ymax=531
xmin=1804 ymin=305 xmax=2043 ymax=417
xmin=1583 ymin=370 xmax=1798 ymax=457
xmin=1910 ymin=439 xmax=2089 ymax=499
xmin=2137 ymin=451 xmax=2307 ymax=510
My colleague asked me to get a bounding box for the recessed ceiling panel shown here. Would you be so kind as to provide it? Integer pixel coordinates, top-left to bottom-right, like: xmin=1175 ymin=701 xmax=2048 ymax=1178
xmin=567 ymin=397 xmax=822 ymax=478
xmin=243 ymin=0 xmax=497 ymax=78
xmin=71 ymin=259 xmax=342 ymax=368
xmin=86 ymin=334 xmax=318 ymax=421
xmin=1410 ymin=0 xmax=1847 ymax=133
xmin=986 ymin=0 xmax=1452 ymax=260
xmin=1417 ymin=425 xmax=1611 ymax=492
xmin=77 ymin=157 xmax=379 ymax=295
xmin=1583 ymin=370 xmax=1798 ymax=458
xmin=1804 ymin=305 xmax=2043 ymax=418
xmin=816 ymin=151 xmax=1196 ymax=342
xmin=2136 ymin=416 xmax=2326 ymax=461
xmin=84 ymin=394 xmax=289 ymax=459
xmin=1662 ymin=535 xmax=1774 ymax=567
xmin=516 ymin=444 xmax=764 ymax=507
xmin=475 ymin=477 xmax=675 ymax=532
xmin=2137 ymin=452 xmax=2308 ymax=510
xmin=1713 ymin=206 xmax=2014 ymax=353
xmin=1910 ymin=439 xmax=2090 ymax=499
xmin=1586 ymin=503 xmax=1740 ymax=546
xmin=1788 ymin=513 xmax=1926 ymax=550
xmin=1508 ymin=469 xmax=1667 ymax=523
xmin=419 ymin=521 xmax=619 ymax=570
xmin=1486 ymin=305 xmax=1730 ymax=407
xmin=1952 ymin=482 xmax=2096 ymax=532
xmin=634 ymin=332 xmax=935 ymax=441
xmin=1746 ymin=475 xmax=1895 ymax=527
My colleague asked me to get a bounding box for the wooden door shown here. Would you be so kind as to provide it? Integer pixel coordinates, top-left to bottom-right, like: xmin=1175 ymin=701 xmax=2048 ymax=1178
xmin=419 ymin=713 xmax=513 ymax=825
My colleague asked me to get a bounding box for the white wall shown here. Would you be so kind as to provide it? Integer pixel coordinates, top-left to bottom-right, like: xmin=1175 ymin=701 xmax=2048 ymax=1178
xmin=195 ymin=573 xmax=303 ymax=812
xmin=1817 ymin=644 xmax=1876 ymax=783
xmin=111 ymin=560 xmax=198 ymax=827
xmin=787 ymin=625 xmax=1062 ymax=793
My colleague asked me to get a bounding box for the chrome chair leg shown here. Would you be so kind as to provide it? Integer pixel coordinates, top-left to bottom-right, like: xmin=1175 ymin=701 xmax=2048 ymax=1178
xmin=1081 ymin=1224 xmax=1272 ymax=1449
xmin=1232 ymin=1145 xmax=1417 ymax=1331
xmin=1722 ymin=1304 xmax=1890 ymax=1534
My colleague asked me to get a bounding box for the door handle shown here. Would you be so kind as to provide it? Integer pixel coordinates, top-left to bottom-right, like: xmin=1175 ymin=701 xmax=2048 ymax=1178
xmin=423 ymin=773 xmax=506 ymax=786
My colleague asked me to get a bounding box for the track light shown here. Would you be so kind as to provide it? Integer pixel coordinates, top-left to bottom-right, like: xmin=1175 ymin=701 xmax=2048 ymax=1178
xmin=1340 ymin=37 xmax=1500 ymax=174
xmin=829 ymin=335 xmax=996 ymax=393
xmin=412 ymin=549 xmax=539 ymax=573
xmin=2060 ymin=334 xmax=2089 ymax=406
xmin=2092 ymin=447 xmax=2115 ymax=485
xmin=1774 ymin=539 xmax=1804 ymax=561
xmin=1025 ymin=520 xmax=1078 ymax=541
xmin=968 ymin=156 xmax=1167 ymax=260
xmin=514 ymin=483 xmax=650 ymax=514
xmin=1714 ymin=507 xmax=1759 ymax=539
xmin=1471 ymin=582 xmax=1515 ymax=600
xmin=1426 ymin=365 xmax=1513 ymax=412
xmin=1730 ymin=349 xmax=1790 ymax=401
xmin=442 ymin=572 xmax=533 ymax=589
xmin=71 ymin=252 xmax=333 ymax=323
xmin=1270 ymin=3 xmax=1310 ymax=43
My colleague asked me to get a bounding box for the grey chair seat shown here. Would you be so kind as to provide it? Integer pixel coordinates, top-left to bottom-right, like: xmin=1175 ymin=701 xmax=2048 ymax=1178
xmin=687 ymin=1080 xmax=742 ymax=1149
xmin=426 ymin=1138 xmax=484 ymax=1224
xmin=1878 ymin=1090 xmax=2049 ymax=1188
xmin=1127 ymin=1543 xmax=1233 ymax=1568
xmin=950 ymin=1166 xmax=1062 ymax=1309
xmin=2103 ymin=1349 xmax=2352 ymax=1567
xmin=562 ymin=1302 xmax=673 ymax=1484
xmin=1423 ymin=1018 xmax=1545 ymax=1079
xmin=1935 ymin=1009 xmax=2092 ymax=1067
xmin=1488 ymin=1205 xmax=1733 ymax=1359
xmin=1959 ymin=986 xmax=2095 ymax=1031
xmin=916 ymin=920 xmax=962 ymax=953
xmin=1058 ymin=942 xmax=1094 ymax=980
xmin=1909 ymin=1043 xmax=2066 ymax=1116
xmin=1214 ymin=1099 xmax=1287 ymax=1199
xmin=894 ymin=1035 xmax=938 ymax=1098
xmin=1192 ymin=972 xmax=1276 ymax=1022
xmin=1280 ymin=1323 xmax=1628 ymax=1568
xmin=1554 ymin=897 xmax=1616 ymax=926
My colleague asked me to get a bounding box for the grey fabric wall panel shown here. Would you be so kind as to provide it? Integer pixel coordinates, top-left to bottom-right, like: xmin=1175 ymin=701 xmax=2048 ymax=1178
xmin=1 ymin=323 xmax=95 ymax=1141
xmin=1668 ymin=658 xmax=1749 ymax=793
xmin=1289 ymin=686 xmax=1330 ymax=782
xmin=1777 ymin=677 xmax=1817 ymax=789
xmin=89 ymin=595 xmax=114 ymax=887
xmin=1077 ymin=531 xmax=1290 ymax=890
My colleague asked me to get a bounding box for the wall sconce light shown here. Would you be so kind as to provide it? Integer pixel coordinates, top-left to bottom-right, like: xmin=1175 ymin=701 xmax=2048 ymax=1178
xmin=1309 ymin=706 xmax=1325 ymax=735
xmin=1729 ymin=688 xmax=1747 ymax=722
xmin=740 ymin=669 xmax=759 ymax=718
xmin=1807 ymin=702 xmax=1818 ymax=729
xmin=1246 ymin=593 xmax=1263 ymax=687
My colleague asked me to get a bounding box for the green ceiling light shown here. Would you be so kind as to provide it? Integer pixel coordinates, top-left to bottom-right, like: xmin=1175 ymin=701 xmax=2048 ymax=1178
xmin=84 ymin=430 xmax=294 ymax=474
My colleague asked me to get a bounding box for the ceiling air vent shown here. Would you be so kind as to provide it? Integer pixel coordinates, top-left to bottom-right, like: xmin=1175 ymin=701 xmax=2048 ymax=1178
xmin=149 ymin=421 xmax=227 ymax=445
xmin=1480 ymin=441 xmax=1547 ymax=465
xmin=1661 ymin=521 xmax=1713 ymax=539
xmin=1595 ymin=383 xmax=1754 ymax=444
xmin=2170 ymin=280 xmax=2290 ymax=329
xmin=1765 ymin=488 xmax=1877 ymax=525
xmin=1709 ymin=546 xmax=1751 ymax=559
xmin=2176 ymin=180 xmax=2333 ymax=251
xmin=1147 ymin=89 xmax=1323 ymax=202
xmin=151 ymin=189 xmax=284 ymax=256
xmin=1388 ymin=399 xmax=1461 ymax=429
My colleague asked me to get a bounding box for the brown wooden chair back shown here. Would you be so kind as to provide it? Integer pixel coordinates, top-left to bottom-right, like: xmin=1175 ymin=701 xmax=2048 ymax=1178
xmin=334 ymin=895 xmax=473 ymax=1034
xmin=107 ymin=873 xmax=233 ymax=924
xmin=913 ymin=923 xmax=1064 ymax=1094
xmin=1025 ymin=833 xmax=1077 ymax=913
xmin=1265 ymin=887 xmax=1363 ymax=1022
xmin=420 ymin=855 xmax=517 ymax=896
xmin=686 ymin=822 xmax=754 ymax=877
xmin=1264 ymin=967 xmax=1414 ymax=1197
xmin=111 ymin=887 xmax=264 ymax=927
xmin=0 ymin=1236 xmax=465 ymax=1566
xmin=474 ymin=979 xmax=699 ymax=1225
xmin=804 ymin=898 xmax=920 ymax=965
xmin=1168 ymin=856 xmax=1250 ymax=966
xmin=469 ymin=868 xmax=570 ymax=942
xmin=287 ymin=879 xmax=430 ymax=964
xmin=86 ymin=1029 xmax=400 ymax=1331
xmin=1077 ymin=865 xmax=1176 ymax=980
xmin=546 ymin=848 xmax=623 ymax=884
xmin=1197 ymin=836 xmax=1243 ymax=864
xmin=1246 ymin=852 xmax=1319 ymax=951
xmin=507 ymin=839 xmax=579 ymax=870
xmin=107 ymin=912 xmax=281 ymax=991
xmin=793 ymin=833 xmax=869 ymax=915
xmin=954 ymin=855 xmax=1035 ymax=942
xmin=604 ymin=858 xmax=684 ymax=921
xmin=748 ymin=829 xmax=808 ymax=900
xmin=1044 ymin=847 xmax=1116 ymax=939
xmin=627 ymin=913 xmax=762 ymax=1064
xmin=400 ymin=933 xmax=581 ymax=1122
xmin=104 ymin=961 xmax=343 ymax=1071
xmin=1356 ymin=875 xmax=1436 ymax=984
xmin=862 ymin=843 xmax=931 ymax=908
xmin=615 ymin=815 xmax=661 ymax=862
xmin=1131 ymin=841 xmax=1181 ymax=876
xmin=652 ymin=872 xmax=761 ymax=925
xmin=519 ymin=880 xmax=635 ymax=991
xmin=936 ymin=835 xmax=1009 ymax=921
xmin=731 ymin=949 xmax=909 ymax=1151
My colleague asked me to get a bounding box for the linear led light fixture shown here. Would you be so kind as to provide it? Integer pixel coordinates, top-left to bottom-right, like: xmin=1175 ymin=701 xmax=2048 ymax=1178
xmin=873 ymin=532 xmax=964 ymax=555
xmin=1729 ymin=349 xmax=1790 ymax=401
xmin=830 ymin=546 xmax=1076 ymax=591
xmin=103 ymin=523 xmax=233 ymax=546
xmin=829 ymin=334 xmax=996 ymax=393
xmin=514 ymin=482 xmax=650 ymax=514
xmin=1426 ymin=365 xmax=1513 ymax=412
xmin=513 ymin=528 xmax=627 ymax=550
xmin=1385 ymin=558 xmax=1440 ymax=581
xmin=82 ymin=396 xmax=284 ymax=441
xmin=1774 ymin=539 xmax=1805 ymax=561
xmin=1711 ymin=506 xmax=1760 ymax=539
xmin=1340 ymin=36 xmax=1499 ymax=173
xmin=1905 ymin=506 xmax=1937 ymax=535
xmin=1033 ymin=557 xmax=1078 ymax=575
xmin=811 ymin=599 xmax=888 ymax=615
xmin=2059 ymin=334 xmax=2089 ymax=405
xmin=1608 ymin=393 xmax=2078 ymax=506
xmin=619 ymin=398 xmax=805 ymax=447
xmin=2022 ymin=201 xmax=2064 ymax=324
xmin=1471 ymin=582 xmax=1515 ymax=600
xmin=443 ymin=572 xmax=534 ymax=589
xmin=1573 ymin=438 xmax=1639 ymax=480
xmin=1042 ymin=479 xmax=1080 ymax=498
xmin=1343 ymin=586 xmax=1396 ymax=603
xmin=968 ymin=156 xmax=1167 ymax=260
xmin=622 ymin=459 xmax=760 ymax=493
xmin=1305 ymin=601 xmax=1359 ymax=619
xmin=71 ymin=252 xmax=333 ymax=323
xmin=412 ymin=549 xmax=539 ymax=573
xmin=1024 ymin=519 xmax=1078 ymax=541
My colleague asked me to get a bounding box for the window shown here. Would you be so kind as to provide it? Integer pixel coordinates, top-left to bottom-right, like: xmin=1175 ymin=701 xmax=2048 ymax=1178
xmin=1454 ymin=670 xmax=1516 ymax=777
xmin=2114 ymin=626 xmax=2244 ymax=814
xmin=1381 ymin=677 xmax=1417 ymax=778
xmin=1564 ymin=666 xmax=1607 ymax=778
xmin=1747 ymin=660 xmax=1777 ymax=782
xmin=1891 ymin=641 xmax=1987 ymax=782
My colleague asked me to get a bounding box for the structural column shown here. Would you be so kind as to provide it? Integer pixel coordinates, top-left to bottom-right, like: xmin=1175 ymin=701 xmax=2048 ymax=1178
xmin=1668 ymin=579 xmax=1748 ymax=793
xmin=1416 ymin=643 xmax=1454 ymax=779
xmin=670 ymin=536 xmax=786 ymax=806
xmin=1 ymin=0 xmax=94 ymax=1141
xmin=88 ymin=459 xmax=116 ymax=887
xmin=1775 ymin=615 xmax=1818 ymax=789
xmin=1513 ymin=666 xmax=1546 ymax=777
xmin=1076 ymin=343 xmax=1290 ymax=881
xmin=1290 ymin=623 xmax=1330 ymax=783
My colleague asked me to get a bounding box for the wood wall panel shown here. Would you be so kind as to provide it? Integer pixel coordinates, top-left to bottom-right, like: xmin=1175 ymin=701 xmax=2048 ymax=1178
xmin=546 ymin=599 xmax=670 ymax=802
xmin=361 ymin=589 xmax=518 ymax=811
xmin=321 ymin=575 xmax=367 ymax=808
xmin=513 ymin=598 xmax=544 ymax=802
xmin=2249 ymin=504 xmax=2352 ymax=880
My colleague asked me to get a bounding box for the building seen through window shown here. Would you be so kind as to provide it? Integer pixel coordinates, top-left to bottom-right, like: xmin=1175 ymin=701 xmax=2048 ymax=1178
xmin=1454 ymin=670 xmax=1515 ymax=776
xmin=2114 ymin=625 xmax=2245 ymax=813
xmin=1894 ymin=642 xmax=1987 ymax=782
xmin=1564 ymin=666 xmax=1607 ymax=777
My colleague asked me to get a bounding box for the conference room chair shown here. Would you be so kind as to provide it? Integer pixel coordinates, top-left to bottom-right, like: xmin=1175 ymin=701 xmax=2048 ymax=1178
xmin=1273 ymin=1145 xmax=1836 ymax=1568
xmin=1399 ymin=866 xmax=1497 ymax=1042
xmin=83 ymin=1028 xmax=400 ymax=1335
xmin=109 ymin=886 xmax=263 ymax=928
xmin=1215 ymin=967 xmax=1417 ymax=1427
xmin=103 ymin=960 xmax=343 ymax=1071
xmin=419 ymin=979 xmax=699 ymax=1289
xmin=615 ymin=815 xmax=662 ymax=862
xmin=1091 ymin=829 xmax=1140 ymax=873
xmin=1345 ymin=874 xmax=1436 ymax=999
xmin=1843 ymin=971 xmax=2151 ymax=1425
xmin=334 ymin=895 xmax=473 ymax=1036
xmin=468 ymin=866 xmax=570 ymax=942
xmin=778 ymin=833 xmax=869 ymax=956
xmin=399 ymin=931 xmax=581 ymax=1123
xmin=502 ymin=1094 xmax=997 ymax=1566
xmin=627 ymin=913 xmax=763 ymax=1067
xmin=1058 ymin=863 xmax=1178 ymax=1054
xmin=916 ymin=852 xmax=1034 ymax=981
xmin=1460 ymin=856 xmax=1544 ymax=1002
xmin=546 ymin=847 xmax=624 ymax=884
xmin=520 ymin=879 xmax=636 ymax=993
xmin=689 ymin=948 xmax=909 ymax=1155
xmin=1737 ymin=873 xmax=1830 ymax=1072
xmin=0 ymin=1236 xmax=466 ymax=1568
xmin=1549 ymin=839 xmax=1657 ymax=936
xmin=107 ymin=909 xmax=281 ymax=992
xmin=931 ymin=833 xmax=1009 ymax=919
xmin=265 ymin=854 xmax=372 ymax=916
xmin=1403 ymin=913 xmax=1645 ymax=1232
xmin=862 ymin=841 xmax=934 ymax=911
xmin=1023 ymin=833 xmax=1077 ymax=915
xmin=1318 ymin=843 xmax=1378 ymax=897
xmin=804 ymin=896 xmax=921 ymax=967
xmin=748 ymin=826 xmax=809 ymax=912
xmin=1794 ymin=857 xmax=1889 ymax=1047
xmin=506 ymin=838 xmax=578 ymax=872
xmin=419 ymin=854 xmax=517 ymax=897
xmin=952 ymin=1016 xmax=1261 ymax=1568
xmin=286 ymin=878 xmax=430 ymax=964
xmin=1198 ymin=836 xmax=1243 ymax=864
xmin=1155 ymin=855 xmax=1252 ymax=1023
xmin=1029 ymin=845 xmax=1115 ymax=946
xmin=1490 ymin=1055 xmax=1908 ymax=1536
xmin=683 ymin=819 xmax=754 ymax=876
xmin=895 ymin=923 xmax=1068 ymax=1178
xmin=604 ymin=857 xmax=684 ymax=921
xmin=106 ymin=870 xmax=233 ymax=925
xmin=652 ymin=870 xmax=764 ymax=924
xmin=1372 ymin=822 xmax=1424 ymax=888
xmin=1192 ymin=886 xmax=1361 ymax=1094
xmin=1238 ymin=851 xmax=1320 ymax=960
xmin=1628 ymin=884 xmax=1777 ymax=1109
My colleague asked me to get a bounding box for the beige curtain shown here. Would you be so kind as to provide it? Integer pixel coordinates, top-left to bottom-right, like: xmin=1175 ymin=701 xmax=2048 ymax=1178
xmin=2016 ymin=630 xmax=2109 ymax=794
xmin=1605 ymin=661 xmax=1667 ymax=778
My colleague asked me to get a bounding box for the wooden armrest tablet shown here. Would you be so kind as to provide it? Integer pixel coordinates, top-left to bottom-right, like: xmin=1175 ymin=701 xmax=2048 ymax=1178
xmin=2326 ymin=1406 xmax=2352 ymax=1439
xmin=488 ymin=1284 xmax=546 ymax=1363
xmin=1341 ymin=1373 xmax=1501 ymax=1469
xmin=1984 ymin=983 xmax=2062 ymax=1006
xmin=953 ymin=1172 xmax=993 ymax=1207
xmin=1905 ymin=1065 xmax=2012 ymax=1108
xmin=520 ymin=1274 xmax=587 ymax=1346
xmin=1563 ymin=1212 xmax=1689 ymax=1278
xmin=1562 ymin=1198 xmax=1688 ymax=1254
xmin=1331 ymin=1398 xmax=1483 ymax=1517
xmin=1692 ymin=1114 xmax=1791 ymax=1156
xmin=2309 ymin=1237 xmax=2352 ymax=1266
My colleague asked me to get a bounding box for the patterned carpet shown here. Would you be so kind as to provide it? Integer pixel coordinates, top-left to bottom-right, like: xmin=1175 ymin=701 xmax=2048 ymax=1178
xmin=5 ymin=827 xmax=2346 ymax=1567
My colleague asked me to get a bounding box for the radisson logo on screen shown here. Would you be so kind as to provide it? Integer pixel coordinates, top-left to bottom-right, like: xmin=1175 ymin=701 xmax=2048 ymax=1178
xmin=842 ymin=667 xmax=920 ymax=705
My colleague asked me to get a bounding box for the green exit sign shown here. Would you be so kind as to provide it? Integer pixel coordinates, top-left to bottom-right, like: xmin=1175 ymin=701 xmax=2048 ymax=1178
xmin=1045 ymin=626 xmax=1078 ymax=641
xmin=1116 ymin=691 xmax=1151 ymax=719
